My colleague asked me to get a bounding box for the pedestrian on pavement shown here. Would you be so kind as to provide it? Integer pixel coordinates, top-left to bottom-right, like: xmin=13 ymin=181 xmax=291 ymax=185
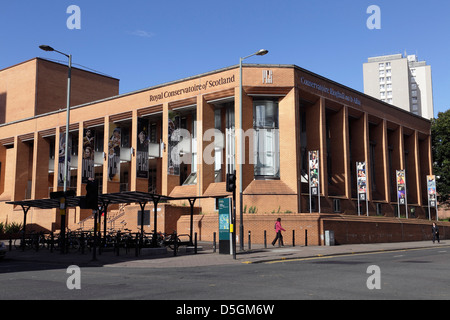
xmin=432 ymin=222 xmax=440 ymax=244
xmin=272 ymin=218 xmax=286 ymax=247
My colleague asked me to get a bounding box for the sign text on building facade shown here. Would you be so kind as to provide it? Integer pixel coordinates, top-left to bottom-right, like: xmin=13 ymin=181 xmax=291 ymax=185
xmin=149 ymin=75 xmax=235 ymax=103
xmin=300 ymin=77 xmax=361 ymax=106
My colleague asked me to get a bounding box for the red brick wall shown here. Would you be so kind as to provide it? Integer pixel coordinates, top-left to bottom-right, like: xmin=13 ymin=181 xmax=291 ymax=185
xmin=177 ymin=213 xmax=450 ymax=246
xmin=322 ymin=215 xmax=449 ymax=244
xmin=10 ymin=205 xmax=448 ymax=247
xmin=177 ymin=213 xmax=323 ymax=245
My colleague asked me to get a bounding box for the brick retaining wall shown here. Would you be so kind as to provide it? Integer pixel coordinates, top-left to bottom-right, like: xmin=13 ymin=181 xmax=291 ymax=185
xmin=177 ymin=213 xmax=450 ymax=246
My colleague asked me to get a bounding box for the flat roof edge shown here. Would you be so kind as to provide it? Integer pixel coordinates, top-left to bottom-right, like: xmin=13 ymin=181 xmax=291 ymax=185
xmin=0 ymin=63 xmax=431 ymax=129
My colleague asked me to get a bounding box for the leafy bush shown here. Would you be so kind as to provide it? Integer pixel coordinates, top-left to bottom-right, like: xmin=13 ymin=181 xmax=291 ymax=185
xmin=2 ymin=222 xmax=22 ymax=234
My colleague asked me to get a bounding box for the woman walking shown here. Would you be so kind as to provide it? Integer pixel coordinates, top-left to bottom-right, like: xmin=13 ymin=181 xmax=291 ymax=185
xmin=272 ymin=218 xmax=286 ymax=247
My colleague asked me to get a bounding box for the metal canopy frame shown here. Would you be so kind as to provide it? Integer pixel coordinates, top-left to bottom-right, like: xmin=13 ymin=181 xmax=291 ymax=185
xmin=7 ymin=191 xmax=229 ymax=248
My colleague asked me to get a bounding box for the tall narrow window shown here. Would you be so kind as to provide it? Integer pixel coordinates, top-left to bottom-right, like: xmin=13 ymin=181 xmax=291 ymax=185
xmin=253 ymin=100 xmax=280 ymax=179
xmin=191 ymin=114 xmax=197 ymax=173
xmin=370 ymin=141 xmax=377 ymax=192
xmin=388 ymin=146 xmax=395 ymax=200
xmin=214 ymin=108 xmax=222 ymax=182
xmin=225 ymin=106 xmax=235 ymax=175
xmin=300 ymin=110 xmax=307 ymax=180
xmin=182 ymin=113 xmax=197 ymax=185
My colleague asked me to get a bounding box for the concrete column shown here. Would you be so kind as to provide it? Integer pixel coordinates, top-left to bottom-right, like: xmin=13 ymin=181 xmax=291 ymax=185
xmin=14 ymin=137 xmax=31 ymax=201
xmin=362 ymin=113 xmax=371 ymax=201
xmin=318 ymin=97 xmax=327 ymax=198
xmin=234 ymin=85 xmax=254 ymax=215
xmin=198 ymin=95 xmax=215 ymax=195
xmin=162 ymin=102 xmax=177 ymax=195
xmin=279 ymin=88 xmax=298 ymax=193
xmin=342 ymin=106 xmax=351 ymax=199
xmin=413 ymin=131 xmax=422 ymax=206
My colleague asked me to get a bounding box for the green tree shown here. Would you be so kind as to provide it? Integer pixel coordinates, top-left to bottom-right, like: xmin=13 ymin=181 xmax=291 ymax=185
xmin=432 ymin=109 xmax=450 ymax=202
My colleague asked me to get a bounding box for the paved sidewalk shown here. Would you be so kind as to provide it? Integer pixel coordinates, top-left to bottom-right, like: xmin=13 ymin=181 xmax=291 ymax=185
xmin=2 ymin=240 xmax=448 ymax=269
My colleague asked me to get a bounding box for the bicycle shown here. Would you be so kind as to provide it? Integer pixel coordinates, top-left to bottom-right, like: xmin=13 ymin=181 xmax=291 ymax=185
xmin=77 ymin=231 xmax=94 ymax=253
xmin=14 ymin=231 xmax=46 ymax=251
xmin=116 ymin=228 xmax=136 ymax=253
xmin=161 ymin=230 xmax=182 ymax=252
xmin=52 ymin=229 xmax=80 ymax=253
xmin=140 ymin=232 xmax=154 ymax=248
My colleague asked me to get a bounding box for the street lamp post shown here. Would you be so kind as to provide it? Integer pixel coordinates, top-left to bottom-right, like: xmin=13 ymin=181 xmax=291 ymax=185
xmin=238 ymin=49 xmax=268 ymax=251
xmin=39 ymin=45 xmax=72 ymax=253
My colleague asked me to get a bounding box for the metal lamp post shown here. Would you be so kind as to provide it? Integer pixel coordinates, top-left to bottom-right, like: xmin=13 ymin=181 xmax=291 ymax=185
xmin=39 ymin=45 xmax=72 ymax=253
xmin=238 ymin=49 xmax=268 ymax=251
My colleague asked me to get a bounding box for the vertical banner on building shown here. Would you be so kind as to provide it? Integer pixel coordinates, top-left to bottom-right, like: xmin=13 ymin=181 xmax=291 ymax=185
xmin=356 ymin=162 xmax=369 ymax=216
xmin=309 ymin=150 xmax=320 ymax=213
xmin=58 ymin=132 xmax=72 ymax=187
xmin=168 ymin=113 xmax=180 ymax=176
xmin=396 ymin=170 xmax=408 ymax=218
xmin=108 ymin=124 xmax=121 ymax=182
xmin=427 ymin=175 xmax=437 ymax=221
xmin=82 ymin=128 xmax=95 ymax=183
xmin=137 ymin=118 xmax=149 ymax=179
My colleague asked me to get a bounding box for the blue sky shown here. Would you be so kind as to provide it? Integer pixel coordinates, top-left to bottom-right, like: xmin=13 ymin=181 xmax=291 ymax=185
xmin=0 ymin=0 xmax=448 ymax=117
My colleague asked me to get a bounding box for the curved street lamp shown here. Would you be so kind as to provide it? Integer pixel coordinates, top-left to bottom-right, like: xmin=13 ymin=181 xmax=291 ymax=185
xmin=238 ymin=49 xmax=269 ymax=251
xmin=39 ymin=44 xmax=72 ymax=253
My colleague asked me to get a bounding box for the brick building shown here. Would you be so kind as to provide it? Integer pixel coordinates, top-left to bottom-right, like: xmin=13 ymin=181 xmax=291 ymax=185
xmin=0 ymin=58 xmax=442 ymax=245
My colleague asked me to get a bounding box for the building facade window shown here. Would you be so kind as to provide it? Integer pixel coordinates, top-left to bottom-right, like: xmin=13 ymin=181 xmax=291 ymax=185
xmin=182 ymin=113 xmax=197 ymax=185
xmin=253 ymin=100 xmax=280 ymax=179
xmin=225 ymin=105 xmax=235 ymax=175
xmin=370 ymin=141 xmax=377 ymax=192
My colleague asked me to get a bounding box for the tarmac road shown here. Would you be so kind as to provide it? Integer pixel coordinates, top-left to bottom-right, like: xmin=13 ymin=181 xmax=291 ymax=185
xmin=0 ymin=240 xmax=449 ymax=301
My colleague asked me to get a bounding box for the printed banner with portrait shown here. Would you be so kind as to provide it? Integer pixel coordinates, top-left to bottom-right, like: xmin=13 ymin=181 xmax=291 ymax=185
xmin=137 ymin=118 xmax=149 ymax=179
xmin=82 ymin=128 xmax=95 ymax=183
xmin=309 ymin=150 xmax=319 ymax=196
xmin=396 ymin=170 xmax=406 ymax=205
xmin=108 ymin=124 xmax=121 ymax=182
xmin=356 ymin=162 xmax=367 ymax=200
xmin=168 ymin=112 xmax=180 ymax=176
xmin=427 ymin=175 xmax=437 ymax=208
xmin=58 ymin=132 xmax=72 ymax=187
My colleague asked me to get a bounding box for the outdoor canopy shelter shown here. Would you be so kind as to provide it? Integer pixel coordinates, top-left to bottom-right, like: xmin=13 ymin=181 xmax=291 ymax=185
xmin=7 ymin=191 xmax=230 ymax=248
